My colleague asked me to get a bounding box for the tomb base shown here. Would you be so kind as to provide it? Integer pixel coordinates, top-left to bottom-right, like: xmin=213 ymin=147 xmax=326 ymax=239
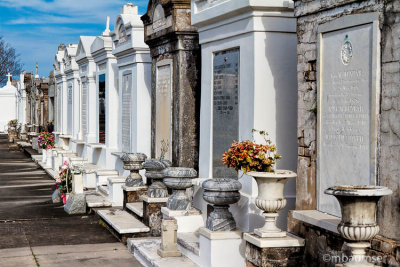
xmin=142 ymin=195 xmax=169 ymax=236
xmin=161 ymin=207 xmax=204 ymax=233
xmin=244 ymin=233 xmax=305 ymax=267
xmin=64 ymin=193 xmax=86 ymax=215
xmin=123 ymin=185 xmax=147 ymax=208
xmin=199 ymin=227 xmax=245 ymax=267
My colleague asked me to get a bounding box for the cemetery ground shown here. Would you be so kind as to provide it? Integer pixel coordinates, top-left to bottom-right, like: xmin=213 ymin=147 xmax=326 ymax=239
xmin=0 ymin=135 xmax=142 ymax=267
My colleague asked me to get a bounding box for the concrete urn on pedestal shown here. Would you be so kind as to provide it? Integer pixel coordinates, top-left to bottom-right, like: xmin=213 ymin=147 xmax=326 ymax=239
xmin=248 ymin=170 xmax=297 ymax=237
xmin=143 ymin=159 xmax=170 ymax=198
xmin=120 ymin=153 xmax=147 ymax=187
xmin=325 ymin=185 xmax=392 ymax=267
xmin=202 ymin=178 xmax=242 ymax=231
xmin=163 ymin=167 xmax=197 ymax=210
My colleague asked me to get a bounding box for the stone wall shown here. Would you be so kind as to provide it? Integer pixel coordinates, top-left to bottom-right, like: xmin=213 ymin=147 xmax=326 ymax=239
xmin=294 ymin=0 xmax=399 ymax=240
xmin=288 ymin=211 xmax=400 ymax=266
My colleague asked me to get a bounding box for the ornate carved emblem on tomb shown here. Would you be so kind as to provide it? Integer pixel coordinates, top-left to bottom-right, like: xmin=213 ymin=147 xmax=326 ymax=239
xmin=341 ymin=35 xmax=353 ymax=65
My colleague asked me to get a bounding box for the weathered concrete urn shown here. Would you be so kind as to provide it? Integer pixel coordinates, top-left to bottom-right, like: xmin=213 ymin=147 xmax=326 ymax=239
xmin=163 ymin=167 xmax=197 ymax=210
xmin=325 ymin=185 xmax=392 ymax=267
xmin=143 ymin=159 xmax=171 ymax=198
xmin=119 ymin=153 xmax=147 ymax=187
xmin=202 ymin=178 xmax=242 ymax=231
xmin=248 ymin=170 xmax=297 ymax=237
xmin=45 ymin=149 xmax=52 ymax=167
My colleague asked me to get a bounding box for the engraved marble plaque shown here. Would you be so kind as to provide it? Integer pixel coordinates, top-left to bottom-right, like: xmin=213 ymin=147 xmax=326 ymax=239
xmin=318 ymin=22 xmax=378 ymax=216
xmin=67 ymin=85 xmax=73 ymax=134
xmin=212 ymin=49 xmax=239 ymax=178
xmin=81 ymin=83 xmax=87 ymax=135
xmin=122 ymin=73 xmax=132 ymax=153
xmin=155 ymin=64 xmax=172 ymax=160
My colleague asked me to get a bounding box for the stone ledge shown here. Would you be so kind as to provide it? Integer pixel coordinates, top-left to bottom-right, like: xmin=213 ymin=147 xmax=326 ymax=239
xmin=161 ymin=207 xmax=201 ymax=217
xmin=244 ymin=233 xmax=305 ymax=248
xmin=71 ymin=139 xmax=85 ymax=144
xmin=141 ymin=195 xmax=169 ymax=203
xmin=87 ymin=143 xmax=106 ymax=149
xmin=126 ymin=202 xmax=143 ymax=217
xmin=292 ymin=210 xmax=340 ymax=234
xmin=97 ymin=209 xmax=150 ymax=234
xmin=107 ymin=176 xmax=126 ymax=184
xmin=123 ymin=185 xmax=148 ymax=192
xmin=59 ymin=134 xmax=73 ymax=139
xmin=199 ymin=227 xmax=241 ymax=240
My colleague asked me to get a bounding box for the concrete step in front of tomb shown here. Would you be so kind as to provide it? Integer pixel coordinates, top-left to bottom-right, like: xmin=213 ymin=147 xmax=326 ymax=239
xmin=126 ymin=202 xmax=144 ymax=218
xmin=85 ymin=192 xmax=112 ymax=208
xmin=97 ymin=208 xmax=150 ymax=244
xmin=177 ymin=232 xmax=200 ymax=256
xmin=127 ymin=238 xmax=198 ymax=267
xmin=44 ymin=167 xmax=59 ymax=180
xmin=98 ymin=185 xmax=109 ymax=197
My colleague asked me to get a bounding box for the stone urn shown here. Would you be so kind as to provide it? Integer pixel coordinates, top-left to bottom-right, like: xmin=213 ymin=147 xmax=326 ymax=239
xmin=119 ymin=153 xmax=147 ymax=187
xmin=143 ymin=159 xmax=171 ymax=198
xmin=248 ymin=170 xmax=297 ymax=237
xmin=45 ymin=149 xmax=53 ymax=167
xmin=42 ymin=148 xmax=47 ymax=163
xmin=202 ymin=178 xmax=242 ymax=231
xmin=325 ymin=185 xmax=392 ymax=267
xmin=163 ymin=167 xmax=197 ymax=210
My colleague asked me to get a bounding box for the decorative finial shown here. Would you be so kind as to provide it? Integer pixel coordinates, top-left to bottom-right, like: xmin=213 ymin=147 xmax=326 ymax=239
xmin=35 ymin=62 xmax=39 ymax=78
xmin=6 ymin=73 xmax=12 ymax=85
xmin=102 ymin=16 xmax=111 ymax=37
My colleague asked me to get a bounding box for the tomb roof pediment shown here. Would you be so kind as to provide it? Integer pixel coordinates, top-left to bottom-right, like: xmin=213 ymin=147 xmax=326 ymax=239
xmin=76 ymin=36 xmax=96 ymax=60
xmin=141 ymin=0 xmax=194 ymax=42
xmin=90 ymin=36 xmax=113 ymax=54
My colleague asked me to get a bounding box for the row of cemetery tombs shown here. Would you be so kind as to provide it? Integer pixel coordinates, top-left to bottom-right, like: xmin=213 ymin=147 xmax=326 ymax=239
xmin=7 ymin=0 xmax=399 ymax=266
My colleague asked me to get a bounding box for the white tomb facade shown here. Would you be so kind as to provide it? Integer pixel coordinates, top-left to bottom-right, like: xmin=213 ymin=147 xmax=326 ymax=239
xmin=54 ymin=44 xmax=68 ymax=146
xmin=75 ymin=36 xmax=97 ymax=159
xmin=64 ymin=44 xmax=79 ymax=141
xmin=0 ymin=74 xmax=17 ymax=132
xmin=16 ymin=72 xmax=27 ymax=134
xmin=191 ymin=0 xmax=298 ymax=232
xmin=90 ymin=22 xmax=119 ymax=169
xmin=111 ymin=4 xmax=151 ymax=156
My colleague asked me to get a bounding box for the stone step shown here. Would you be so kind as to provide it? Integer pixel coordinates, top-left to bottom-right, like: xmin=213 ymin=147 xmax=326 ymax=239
xmin=98 ymin=185 xmax=109 ymax=197
xmin=97 ymin=209 xmax=149 ymax=235
xmin=128 ymin=238 xmax=197 ymax=267
xmin=126 ymin=202 xmax=143 ymax=218
xmin=86 ymin=193 xmax=112 ymax=208
xmin=177 ymin=232 xmax=200 ymax=256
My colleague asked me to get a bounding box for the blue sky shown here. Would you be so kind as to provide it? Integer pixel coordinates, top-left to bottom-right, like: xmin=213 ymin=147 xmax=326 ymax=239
xmin=0 ymin=0 xmax=148 ymax=79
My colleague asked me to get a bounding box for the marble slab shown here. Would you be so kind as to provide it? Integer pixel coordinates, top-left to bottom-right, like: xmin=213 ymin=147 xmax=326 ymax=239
xmin=126 ymin=202 xmax=143 ymax=217
xmin=243 ymin=233 xmax=305 ymax=248
xmin=85 ymin=193 xmax=112 ymax=208
xmin=97 ymin=209 xmax=149 ymax=234
xmin=317 ymin=15 xmax=379 ymax=216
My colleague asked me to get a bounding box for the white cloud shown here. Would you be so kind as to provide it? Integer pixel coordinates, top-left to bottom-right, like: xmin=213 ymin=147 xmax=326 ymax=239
xmin=0 ymin=0 xmax=149 ymax=25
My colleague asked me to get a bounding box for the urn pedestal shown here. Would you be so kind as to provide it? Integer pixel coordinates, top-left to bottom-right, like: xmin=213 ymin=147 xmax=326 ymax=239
xmin=143 ymin=159 xmax=170 ymax=198
xmin=42 ymin=149 xmax=47 ymax=163
xmin=163 ymin=167 xmax=197 ymax=211
xmin=325 ymin=185 xmax=392 ymax=267
xmin=248 ymin=170 xmax=297 ymax=237
xmin=119 ymin=153 xmax=147 ymax=187
xmin=202 ymin=178 xmax=242 ymax=231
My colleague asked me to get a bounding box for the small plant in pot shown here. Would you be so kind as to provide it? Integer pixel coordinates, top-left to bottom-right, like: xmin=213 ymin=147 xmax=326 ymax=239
xmin=221 ymin=129 xmax=296 ymax=238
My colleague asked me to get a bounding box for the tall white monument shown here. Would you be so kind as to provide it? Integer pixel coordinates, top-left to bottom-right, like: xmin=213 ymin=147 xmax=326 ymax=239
xmin=0 ymin=74 xmax=17 ymax=132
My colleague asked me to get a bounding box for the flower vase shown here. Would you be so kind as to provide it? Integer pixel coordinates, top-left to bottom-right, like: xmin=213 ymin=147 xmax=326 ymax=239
xmin=42 ymin=149 xmax=47 ymax=163
xmin=248 ymin=170 xmax=297 ymax=237
xmin=46 ymin=149 xmax=52 ymax=167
